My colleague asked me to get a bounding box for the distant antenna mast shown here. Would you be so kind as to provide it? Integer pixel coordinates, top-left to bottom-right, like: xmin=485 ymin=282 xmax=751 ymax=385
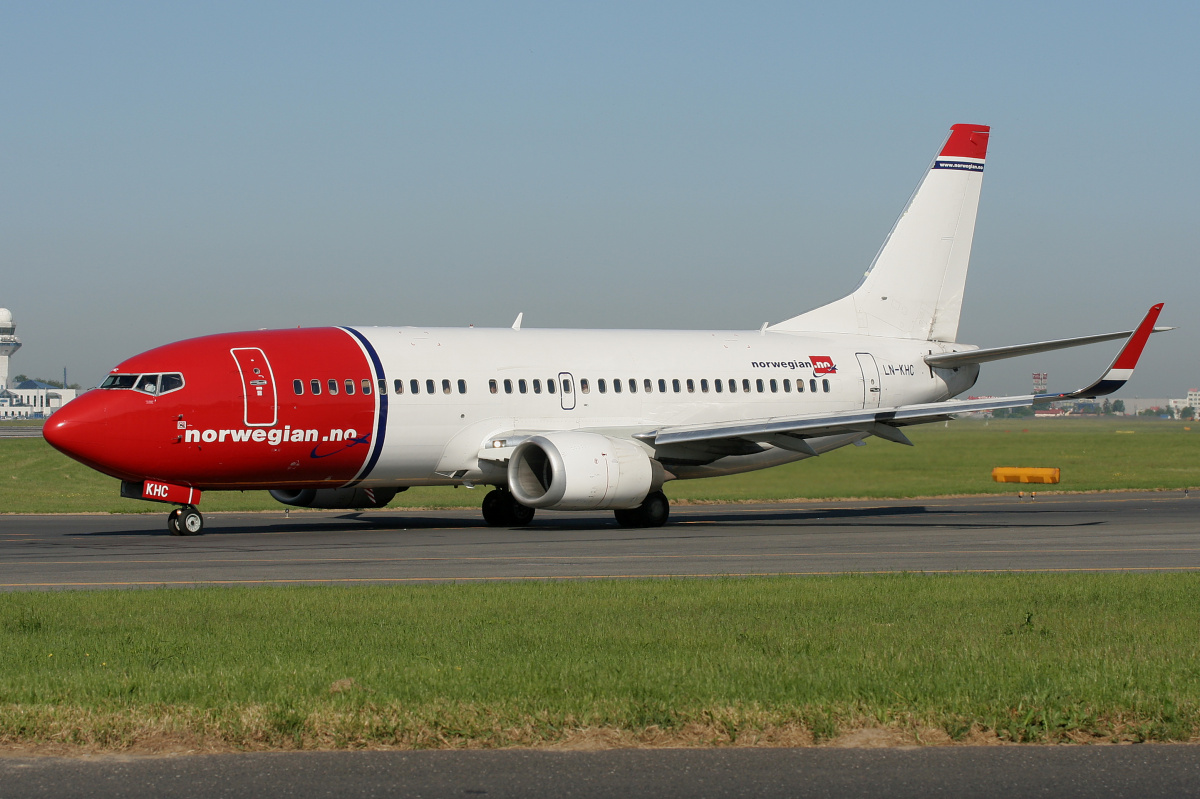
xmin=1033 ymin=372 xmax=1048 ymax=394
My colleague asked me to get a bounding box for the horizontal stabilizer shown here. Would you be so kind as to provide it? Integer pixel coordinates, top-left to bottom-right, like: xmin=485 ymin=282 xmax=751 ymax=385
xmin=645 ymin=304 xmax=1163 ymax=451
xmin=925 ymin=324 xmax=1173 ymax=369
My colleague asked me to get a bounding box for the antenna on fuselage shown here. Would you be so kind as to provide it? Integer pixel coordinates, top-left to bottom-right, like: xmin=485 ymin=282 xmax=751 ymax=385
xmin=512 ymin=312 xmax=524 ymax=331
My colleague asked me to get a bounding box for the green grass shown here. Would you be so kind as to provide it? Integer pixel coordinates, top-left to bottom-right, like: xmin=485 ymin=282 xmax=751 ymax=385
xmin=3 ymin=417 xmax=1197 ymax=514
xmin=1 ymin=574 xmax=1198 ymax=749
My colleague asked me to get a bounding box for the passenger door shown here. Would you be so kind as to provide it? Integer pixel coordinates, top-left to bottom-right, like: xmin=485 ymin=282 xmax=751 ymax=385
xmin=231 ymin=348 xmax=278 ymax=426
xmin=856 ymin=353 xmax=882 ymax=409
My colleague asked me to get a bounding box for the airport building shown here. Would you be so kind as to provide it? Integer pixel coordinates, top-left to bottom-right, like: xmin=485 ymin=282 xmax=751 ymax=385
xmin=0 ymin=308 xmax=78 ymax=419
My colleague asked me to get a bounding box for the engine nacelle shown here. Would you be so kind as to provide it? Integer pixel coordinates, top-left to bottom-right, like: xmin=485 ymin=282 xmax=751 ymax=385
xmin=508 ymin=432 xmax=655 ymax=510
xmin=268 ymin=487 xmax=401 ymax=509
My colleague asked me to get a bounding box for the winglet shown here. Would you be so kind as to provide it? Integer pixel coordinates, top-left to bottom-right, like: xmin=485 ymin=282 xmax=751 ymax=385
xmin=1046 ymin=303 xmax=1164 ymax=400
xmin=512 ymin=312 xmax=523 ymax=331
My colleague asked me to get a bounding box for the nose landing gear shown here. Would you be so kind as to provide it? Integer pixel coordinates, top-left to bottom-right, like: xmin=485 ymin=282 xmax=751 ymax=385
xmin=167 ymin=505 xmax=204 ymax=536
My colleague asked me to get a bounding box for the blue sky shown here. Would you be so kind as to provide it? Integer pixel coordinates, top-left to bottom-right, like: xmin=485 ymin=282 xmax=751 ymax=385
xmin=3 ymin=1 xmax=1196 ymax=396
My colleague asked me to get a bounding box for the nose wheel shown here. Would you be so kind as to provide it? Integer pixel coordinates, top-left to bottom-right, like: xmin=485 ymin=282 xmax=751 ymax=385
xmin=167 ymin=505 xmax=204 ymax=536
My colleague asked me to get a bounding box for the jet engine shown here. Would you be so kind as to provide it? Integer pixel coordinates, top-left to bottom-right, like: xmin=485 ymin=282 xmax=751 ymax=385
xmin=268 ymin=486 xmax=402 ymax=509
xmin=508 ymin=432 xmax=655 ymax=510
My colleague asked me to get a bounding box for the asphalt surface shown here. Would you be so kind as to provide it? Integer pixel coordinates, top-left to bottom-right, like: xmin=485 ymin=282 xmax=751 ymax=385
xmin=0 ymin=492 xmax=1196 ymax=589
xmin=3 ymin=746 xmax=1200 ymax=798
xmin=3 ymin=493 xmax=1199 ymax=796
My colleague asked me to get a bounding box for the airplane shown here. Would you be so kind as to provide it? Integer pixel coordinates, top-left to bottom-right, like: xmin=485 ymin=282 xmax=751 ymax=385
xmin=43 ymin=123 xmax=1168 ymax=536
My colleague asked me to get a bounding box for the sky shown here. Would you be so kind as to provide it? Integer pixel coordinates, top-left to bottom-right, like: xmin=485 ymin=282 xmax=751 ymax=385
xmin=2 ymin=1 xmax=1197 ymax=397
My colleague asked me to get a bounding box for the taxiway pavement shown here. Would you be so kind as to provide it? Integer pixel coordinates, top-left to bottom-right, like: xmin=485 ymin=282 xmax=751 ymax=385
xmin=1 ymin=492 xmax=1196 ymax=590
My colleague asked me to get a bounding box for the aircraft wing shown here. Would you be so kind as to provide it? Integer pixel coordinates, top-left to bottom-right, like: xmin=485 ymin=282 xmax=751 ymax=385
xmin=645 ymin=304 xmax=1164 ymax=453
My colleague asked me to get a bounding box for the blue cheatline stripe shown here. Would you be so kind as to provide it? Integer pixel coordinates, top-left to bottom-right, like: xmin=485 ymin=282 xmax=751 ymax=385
xmin=933 ymin=159 xmax=985 ymax=172
xmin=339 ymin=327 xmax=388 ymax=487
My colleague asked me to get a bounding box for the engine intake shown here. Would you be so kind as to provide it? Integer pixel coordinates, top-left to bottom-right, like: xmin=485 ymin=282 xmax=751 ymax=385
xmin=508 ymin=432 xmax=654 ymax=510
xmin=268 ymin=487 xmax=401 ymax=509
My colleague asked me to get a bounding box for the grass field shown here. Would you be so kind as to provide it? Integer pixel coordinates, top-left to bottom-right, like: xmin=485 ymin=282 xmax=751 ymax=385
xmin=1 ymin=574 xmax=1197 ymax=750
xmin=2 ymin=418 xmax=1197 ymax=514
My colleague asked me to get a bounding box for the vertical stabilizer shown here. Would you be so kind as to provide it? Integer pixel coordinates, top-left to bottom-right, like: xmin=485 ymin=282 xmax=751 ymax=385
xmin=770 ymin=124 xmax=990 ymax=341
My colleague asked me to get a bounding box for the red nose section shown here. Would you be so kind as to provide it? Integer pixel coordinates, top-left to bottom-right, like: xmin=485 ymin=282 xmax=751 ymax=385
xmin=43 ymin=390 xmax=138 ymax=481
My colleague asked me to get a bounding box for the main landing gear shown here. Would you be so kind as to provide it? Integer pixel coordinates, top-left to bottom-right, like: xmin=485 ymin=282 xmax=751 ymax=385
xmin=613 ymin=491 xmax=670 ymax=528
xmin=481 ymin=489 xmax=536 ymax=527
xmin=167 ymin=505 xmax=204 ymax=536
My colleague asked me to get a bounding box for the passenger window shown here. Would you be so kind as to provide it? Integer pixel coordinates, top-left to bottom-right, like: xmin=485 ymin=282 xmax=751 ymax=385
xmin=410 ymin=379 xmax=420 ymax=395
xmin=810 ymin=379 xmax=818 ymax=393
xmin=598 ymin=379 xmax=607 ymax=394
xmin=743 ymin=379 xmax=751 ymax=393
xmin=756 ymin=379 xmax=764 ymax=393
xmin=505 ymin=379 xmax=514 ymax=394
xmin=345 ymin=379 xmax=355 ymax=395
xmin=328 ymin=379 xmax=339 ymax=395
xmin=580 ymin=378 xmax=590 ymax=393
xmin=796 ymin=379 xmax=804 ymax=393
xmin=613 ymin=379 xmax=621 ymax=394
xmin=458 ymin=379 xmax=467 ymax=394
xmin=394 ymin=379 xmax=404 ymax=394
xmin=658 ymin=379 xmax=666 ymax=393
xmin=362 ymin=379 xmax=372 ymax=395
xmin=823 ymin=379 xmax=830 ymax=393
xmin=533 ymin=379 xmax=542 ymax=394
xmin=293 ymin=379 xmax=304 ymax=396
xmin=700 ymin=379 xmax=709 ymax=393
xmin=160 ymin=374 xmax=184 ymax=393
xmin=714 ymin=379 xmax=723 ymax=393
xmin=311 ymin=379 xmax=322 ymax=395
xmin=563 ymin=379 xmax=572 ymax=394
xmin=729 ymin=379 xmax=737 ymax=393
xmin=686 ymin=379 xmax=695 ymax=393
xmin=644 ymin=379 xmax=653 ymax=393
xmin=783 ymin=379 xmax=791 ymax=393
xmin=489 ymin=379 xmax=498 ymax=394
xmin=442 ymin=379 xmax=451 ymax=395
xmin=426 ymin=379 xmax=435 ymax=395
xmin=548 ymin=379 xmax=556 ymax=394
xmin=672 ymin=379 xmax=681 ymax=393
xmin=628 ymin=379 xmax=635 ymax=393
xmin=378 ymin=379 xmax=387 ymax=395
xmin=770 ymin=379 xmax=778 ymax=393
xmin=519 ymin=379 xmax=528 ymax=394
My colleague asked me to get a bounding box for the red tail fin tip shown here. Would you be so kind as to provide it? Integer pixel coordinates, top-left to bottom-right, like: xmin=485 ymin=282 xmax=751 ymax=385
xmin=939 ymin=124 xmax=990 ymax=160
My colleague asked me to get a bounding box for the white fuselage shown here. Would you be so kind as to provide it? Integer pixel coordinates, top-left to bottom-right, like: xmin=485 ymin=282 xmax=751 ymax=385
xmin=354 ymin=326 xmax=979 ymax=487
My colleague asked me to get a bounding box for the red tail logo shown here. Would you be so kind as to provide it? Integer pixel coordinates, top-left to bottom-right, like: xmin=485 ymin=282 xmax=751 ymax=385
xmin=810 ymin=356 xmax=837 ymax=375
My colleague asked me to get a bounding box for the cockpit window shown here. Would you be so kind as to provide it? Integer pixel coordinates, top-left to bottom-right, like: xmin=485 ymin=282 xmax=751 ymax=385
xmin=101 ymin=374 xmax=138 ymax=389
xmin=99 ymin=373 xmax=185 ymax=395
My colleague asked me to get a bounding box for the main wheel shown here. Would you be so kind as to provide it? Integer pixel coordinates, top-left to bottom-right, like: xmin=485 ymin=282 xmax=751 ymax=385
xmin=482 ymin=489 xmax=511 ymax=526
xmin=481 ymin=489 xmax=536 ymax=527
xmin=179 ymin=505 xmax=204 ymax=535
xmin=508 ymin=498 xmax=535 ymax=526
xmin=614 ymin=491 xmax=670 ymax=528
xmin=167 ymin=508 xmax=184 ymax=536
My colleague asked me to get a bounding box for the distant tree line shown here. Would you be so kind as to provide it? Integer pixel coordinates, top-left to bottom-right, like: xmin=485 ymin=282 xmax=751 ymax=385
xmin=10 ymin=374 xmax=83 ymax=390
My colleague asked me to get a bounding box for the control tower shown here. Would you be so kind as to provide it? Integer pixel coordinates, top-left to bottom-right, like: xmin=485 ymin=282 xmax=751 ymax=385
xmin=0 ymin=308 xmax=21 ymax=390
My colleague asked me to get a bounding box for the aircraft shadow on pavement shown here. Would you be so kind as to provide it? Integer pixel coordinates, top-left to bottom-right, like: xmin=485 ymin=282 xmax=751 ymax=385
xmin=70 ymin=504 xmax=1104 ymax=537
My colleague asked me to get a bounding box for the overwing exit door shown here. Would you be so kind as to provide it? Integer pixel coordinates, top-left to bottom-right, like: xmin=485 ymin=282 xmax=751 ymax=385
xmin=558 ymin=372 xmax=576 ymax=410
xmin=856 ymin=353 xmax=881 ymax=409
xmin=231 ymin=348 xmax=278 ymax=426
